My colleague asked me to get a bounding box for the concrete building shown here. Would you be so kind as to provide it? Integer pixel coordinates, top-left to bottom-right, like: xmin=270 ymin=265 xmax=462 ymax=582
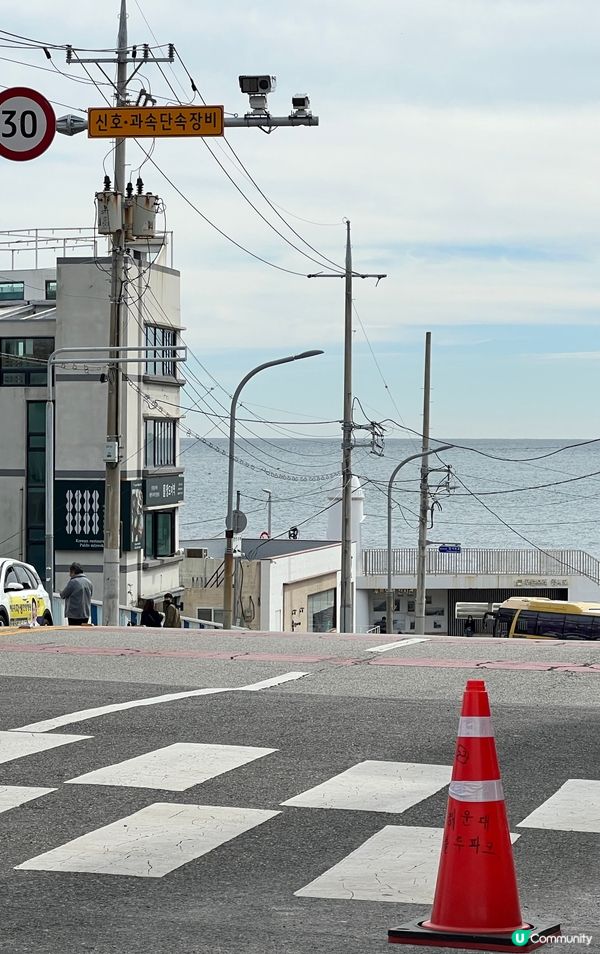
xmin=181 ymin=537 xmax=344 ymax=632
xmin=0 ymin=231 xmax=184 ymax=607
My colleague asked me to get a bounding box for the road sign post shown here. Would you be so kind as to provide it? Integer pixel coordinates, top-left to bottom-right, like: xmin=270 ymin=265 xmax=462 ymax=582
xmin=0 ymin=87 xmax=55 ymax=161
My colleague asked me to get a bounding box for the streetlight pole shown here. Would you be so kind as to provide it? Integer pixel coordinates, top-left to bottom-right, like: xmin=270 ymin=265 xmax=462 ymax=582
xmin=386 ymin=444 xmax=452 ymax=634
xmin=223 ymin=350 xmax=324 ymax=629
xmin=262 ymin=489 xmax=272 ymax=538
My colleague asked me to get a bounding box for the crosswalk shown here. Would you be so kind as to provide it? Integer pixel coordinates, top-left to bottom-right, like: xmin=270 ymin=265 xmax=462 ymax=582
xmin=1 ymin=731 xmax=598 ymax=905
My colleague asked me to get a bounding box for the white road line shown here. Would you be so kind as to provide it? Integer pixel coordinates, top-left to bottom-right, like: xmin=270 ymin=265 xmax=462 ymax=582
xmin=0 ymin=785 xmax=56 ymax=812
xmin=15 ymin=803 xmax=280 ymax=878
xmin=517 ymin=779 xmax=600 ymax=833
xmin=13 ymin=671 xmax=309 ymax=734
xmin=67 ymin=742 xmax=276 ymax=791
xmin=368 ymin=638 xmax=430 ymax=652
xmin=235 ymin=672 xmax=309 ymax=692
xmin=295 ymin=825 xmax=520 ymax=904
xmin=0 ymin=730 xmax=90 ymax=763
xmin=281 ymin=760 xmax=451 ymax=813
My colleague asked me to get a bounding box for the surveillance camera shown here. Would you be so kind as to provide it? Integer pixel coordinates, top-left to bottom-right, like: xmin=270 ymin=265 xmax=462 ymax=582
xmin=291 ymin=94 xmax=310 ymax=110
xmin=239 ymin=75 xmax=276 ymax=95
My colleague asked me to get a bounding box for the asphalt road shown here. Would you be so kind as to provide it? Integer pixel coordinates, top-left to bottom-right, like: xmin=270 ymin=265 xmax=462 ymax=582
xmin=0 ymin=626 xmax=597 ymax=954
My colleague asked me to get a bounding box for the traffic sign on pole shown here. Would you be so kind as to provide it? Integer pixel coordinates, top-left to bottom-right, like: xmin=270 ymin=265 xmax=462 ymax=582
xmin=88 ymin=105 xmax=224 ymax=138
xmin=439 ymin=544 xmax=461 ymax=553
xmin=0 ymin=87 xmax=56 ymax=161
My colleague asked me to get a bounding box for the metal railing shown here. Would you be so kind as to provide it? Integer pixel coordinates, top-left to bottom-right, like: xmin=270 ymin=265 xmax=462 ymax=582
xmin=51 ymin=595 xmax=223 ymax=629
xmin=0 ymin=228 xmax=174 ymax=270
xmin=362 ymin=548 xmax=600 ymax=583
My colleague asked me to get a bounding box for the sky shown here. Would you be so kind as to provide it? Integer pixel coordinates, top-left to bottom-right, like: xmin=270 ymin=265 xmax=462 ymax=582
xmin=1 ymin=0 xmax=600 ymax=439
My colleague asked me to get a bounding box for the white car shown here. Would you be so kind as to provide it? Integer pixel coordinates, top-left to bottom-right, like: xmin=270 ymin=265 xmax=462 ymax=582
xmin=0 ymin=559 xmax=53 ymax=627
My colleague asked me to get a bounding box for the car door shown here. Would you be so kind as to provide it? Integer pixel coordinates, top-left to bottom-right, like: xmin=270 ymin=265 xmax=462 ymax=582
xmin=3 ymin=565 xmax=30 ymax=625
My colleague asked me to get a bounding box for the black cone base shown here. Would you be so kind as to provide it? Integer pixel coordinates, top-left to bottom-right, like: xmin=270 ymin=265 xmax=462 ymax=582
xmin=388 ymin=918 xmax=562 ymax=952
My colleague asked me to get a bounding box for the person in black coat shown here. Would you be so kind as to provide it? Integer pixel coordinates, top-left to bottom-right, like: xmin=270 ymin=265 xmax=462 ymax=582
xmin=140 ymin=599 xmax=163 ymax=627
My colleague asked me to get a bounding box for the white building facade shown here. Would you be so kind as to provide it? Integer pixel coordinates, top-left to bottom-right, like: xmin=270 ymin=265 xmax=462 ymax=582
xmin=0 ymin=235 xmax=184 ymax=607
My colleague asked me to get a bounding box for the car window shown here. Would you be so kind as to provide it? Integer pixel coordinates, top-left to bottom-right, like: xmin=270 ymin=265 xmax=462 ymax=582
xmin=14 ymin=566 xmax=34 ymax=590
xmin=23 ymin=566 xmax=40 ymax=589
xmin=3 ymin=567 xmax=21 ymax=589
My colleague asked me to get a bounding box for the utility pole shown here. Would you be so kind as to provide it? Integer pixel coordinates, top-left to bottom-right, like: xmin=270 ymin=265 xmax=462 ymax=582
xmin=414 ymin=331 xmax=432 ymax=635
xmin=308 ymin=223 xmax=385 ymax=633
xmin=340 ymin=221 xmax=353 ymax=635
xmin=233 ymin=490 xmax=241 ymax=625
xmin=263 ymin=489 xmax=272 ymax=538
xmin=102 ymin=0 xmax=128 ymax=628
xmin=68 ymin=1 xmax=174 ymax=625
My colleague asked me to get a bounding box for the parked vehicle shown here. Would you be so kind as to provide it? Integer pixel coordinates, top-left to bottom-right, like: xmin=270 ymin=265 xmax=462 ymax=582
xmin=0 ymin=559 xmax=52 ymax=627
xmin=493 ymin=596 xmax=600 ymax=640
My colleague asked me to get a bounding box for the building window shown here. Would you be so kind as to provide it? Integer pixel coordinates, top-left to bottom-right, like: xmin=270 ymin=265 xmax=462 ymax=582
xmin=0 ymin=337 xmax=54 ymax=386
xmin=144 ymin=418 xmax=176 ymax=468
xmin=0 ymin=281 xmax=24 ymax=302
xmin=307 ymin=588 xmax=336 ymax=633
xmin=45 ymin=280 xmax=57 ymax=300
xmin=145 ymin=325 xmax=177 ymax=377
xmin=143 ymin=509 xmax=176 ymax=560
xmin=26 ymin=401 xmax=46 ymax=581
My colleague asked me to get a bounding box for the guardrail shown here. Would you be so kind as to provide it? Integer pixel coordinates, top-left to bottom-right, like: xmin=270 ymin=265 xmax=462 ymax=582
xmin=362 ymin=548 xmax=600 ymax=583
xmin=50 ymin=596 xmax=224 ymax=629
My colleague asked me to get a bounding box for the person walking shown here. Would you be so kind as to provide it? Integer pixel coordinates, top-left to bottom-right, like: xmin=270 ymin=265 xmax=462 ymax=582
xmin=60 ymin=563 xmax=93 ymax=626
xmin=162 ymin=593 xmax=181 ymax=628
xmin=140 ymin=599 xmax=163 ymax=628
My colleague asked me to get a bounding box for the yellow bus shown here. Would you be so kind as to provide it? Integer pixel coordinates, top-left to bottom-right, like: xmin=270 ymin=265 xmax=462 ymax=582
xmin=493 ymin=597 xmax=600 ymax=640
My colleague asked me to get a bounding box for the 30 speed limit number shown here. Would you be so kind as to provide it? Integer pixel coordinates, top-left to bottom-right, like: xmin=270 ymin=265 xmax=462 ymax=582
xmin=0 ymin=87 xmax=55 ymax=161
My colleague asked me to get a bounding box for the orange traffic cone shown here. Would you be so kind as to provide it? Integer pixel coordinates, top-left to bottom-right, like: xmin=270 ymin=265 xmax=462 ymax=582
xmin=388 ymin=679 xmax=560 ymax=952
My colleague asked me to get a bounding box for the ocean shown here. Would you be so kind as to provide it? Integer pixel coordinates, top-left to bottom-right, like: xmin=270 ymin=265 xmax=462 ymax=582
xmin=180 ymin=438 xmax=600 ymax=559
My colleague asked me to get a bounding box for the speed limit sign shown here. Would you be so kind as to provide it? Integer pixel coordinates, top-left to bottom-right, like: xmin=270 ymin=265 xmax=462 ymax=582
xmin=0 ymin=87 xmax=56 ymax=161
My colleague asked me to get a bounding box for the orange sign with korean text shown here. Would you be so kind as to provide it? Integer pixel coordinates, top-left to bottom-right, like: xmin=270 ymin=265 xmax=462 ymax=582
xmin=88 ymin=106 xmax=224 ymax=138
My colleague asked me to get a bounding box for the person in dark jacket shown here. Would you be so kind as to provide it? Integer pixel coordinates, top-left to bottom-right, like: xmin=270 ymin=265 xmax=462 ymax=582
xmin=60 ymin=562 xmax=93 ymax=626
xmin=140 ymin=599 xmax=162 ymax=627
xmin=163 ymin=593 xmax=181 ymax=628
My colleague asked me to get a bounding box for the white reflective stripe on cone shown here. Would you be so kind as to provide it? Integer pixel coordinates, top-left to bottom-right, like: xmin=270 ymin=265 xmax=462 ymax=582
xmin=449 ymin=779 xmax=504 ymax=802
xmin=457 ymin=716 xmax=494 ymax=737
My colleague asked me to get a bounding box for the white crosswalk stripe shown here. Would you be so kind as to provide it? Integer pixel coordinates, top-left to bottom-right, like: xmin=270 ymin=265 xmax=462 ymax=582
xmin=15 ymin=803 xmax=280 ymax=878
xmin=66 ymin=742 xmax=277 ymax=792
xmin=2 ymin=734 xmax=597 ymax=892
xmin=517 ymin=779 xmax=600 ymax=833
xmin=0 ymin=730 xmax=90 ymax=765
xmin=294 ymin=826 xmax=520 ymax=904
xmin=281 ymin=760 xmax=451 ymax=813
xmin=0 ymin=785 xmax=55 ymax=812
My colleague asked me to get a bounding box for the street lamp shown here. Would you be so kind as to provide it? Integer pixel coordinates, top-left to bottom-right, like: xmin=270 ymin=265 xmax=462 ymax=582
xmin=386 ymin=445 xmax=453 ymax=635
xmin=223 ymin=350 xmax=324 ymax=629
xmin=262 ymin=488 xmax=272 ymax=538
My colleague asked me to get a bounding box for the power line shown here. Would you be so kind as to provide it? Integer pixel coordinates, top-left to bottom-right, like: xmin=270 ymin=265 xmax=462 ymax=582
xmin=449 ymin=471 xmax=600 ymax=584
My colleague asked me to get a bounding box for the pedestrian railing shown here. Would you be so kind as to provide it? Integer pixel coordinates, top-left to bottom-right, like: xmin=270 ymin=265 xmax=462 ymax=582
xmin=362 ymin=548 xmax=600 ymax=583
xmin=51 ymin=596 xmax=224 ymax=629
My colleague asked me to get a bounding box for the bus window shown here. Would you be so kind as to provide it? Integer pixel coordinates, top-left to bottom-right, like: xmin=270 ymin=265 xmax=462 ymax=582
xmin=563 ymin=616 xmax=595 ymax=640
xmin=536 ymin=613 xmax=565 ymax=638
xmin=494 ymin=608 xmax=514 ymax=637
xmin=514 ymin=611 xmax=538 ymax=636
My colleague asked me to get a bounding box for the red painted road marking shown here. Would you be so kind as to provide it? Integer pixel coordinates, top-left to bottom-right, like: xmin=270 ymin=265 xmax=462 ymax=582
xmin=0 ymin=643 xmax=597 ymax=673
